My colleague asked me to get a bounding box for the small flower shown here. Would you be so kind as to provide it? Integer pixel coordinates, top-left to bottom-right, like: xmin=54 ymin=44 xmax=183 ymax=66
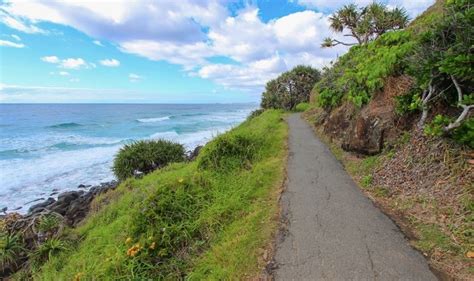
xmin=149 ymin=242 xmax=156 ymax=250
xmin=178 ymin=178 xmax=184 ymax=183
xmin=125 ymin=237 xmax=132 ymax=244
xmin=127 ymin=243 xmax=141 ymax=257
xmin=148 ymin=236 xmax=153 ymax=240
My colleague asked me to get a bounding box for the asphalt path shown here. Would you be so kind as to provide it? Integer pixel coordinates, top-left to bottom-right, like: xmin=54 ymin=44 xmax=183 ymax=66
xmin=274 ymin=114 xmax=437 ymax=281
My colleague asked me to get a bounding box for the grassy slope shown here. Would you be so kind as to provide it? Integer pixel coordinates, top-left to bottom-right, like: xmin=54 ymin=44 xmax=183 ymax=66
xmin=33 ymin=110 xmax=287 ymax=280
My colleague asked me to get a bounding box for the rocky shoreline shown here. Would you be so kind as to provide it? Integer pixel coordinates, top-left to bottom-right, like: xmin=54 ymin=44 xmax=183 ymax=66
xmin=1 ymin=181 xmax=119 ymax=227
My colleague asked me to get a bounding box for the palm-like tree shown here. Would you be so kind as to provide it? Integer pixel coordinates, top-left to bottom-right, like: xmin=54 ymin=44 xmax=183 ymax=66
xmin=322 ymin=2 xmax=409 ymax=48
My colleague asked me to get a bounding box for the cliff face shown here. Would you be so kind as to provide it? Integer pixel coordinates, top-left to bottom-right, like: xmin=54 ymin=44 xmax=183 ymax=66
xmin=313 ymin=75 xmax=414 ymax=155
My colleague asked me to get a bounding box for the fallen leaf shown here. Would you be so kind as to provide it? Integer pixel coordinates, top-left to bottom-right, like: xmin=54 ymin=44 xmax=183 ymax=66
xmin=466 ymin=251 xmax=474 ymax=258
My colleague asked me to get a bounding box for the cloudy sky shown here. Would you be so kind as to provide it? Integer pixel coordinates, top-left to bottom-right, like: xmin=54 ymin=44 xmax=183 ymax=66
xmin=0 ymin=0 xmax=434 ymax=103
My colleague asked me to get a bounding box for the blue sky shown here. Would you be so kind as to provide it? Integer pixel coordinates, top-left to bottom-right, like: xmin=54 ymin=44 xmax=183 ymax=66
xmin=0 ymin=0 xmax=434 ymax=103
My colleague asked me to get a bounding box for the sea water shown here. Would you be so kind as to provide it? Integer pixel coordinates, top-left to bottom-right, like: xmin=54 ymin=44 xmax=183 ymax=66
xmin=0 ymin=103 xmax=257 ymax=212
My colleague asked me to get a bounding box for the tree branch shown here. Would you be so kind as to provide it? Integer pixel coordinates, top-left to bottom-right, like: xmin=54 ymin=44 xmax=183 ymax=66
xmin=329 ymin=39 xmax=357 ymax=46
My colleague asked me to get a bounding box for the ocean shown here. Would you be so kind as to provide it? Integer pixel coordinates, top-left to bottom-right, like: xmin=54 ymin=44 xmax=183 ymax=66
xmin=0 ymin=103 xmax=257 ymax=212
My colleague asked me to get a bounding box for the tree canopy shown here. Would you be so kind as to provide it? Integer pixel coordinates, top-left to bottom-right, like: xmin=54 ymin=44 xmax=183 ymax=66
xmin=261 ymin=65 xmax=321 ymax=110
xmin=322 ymin=2 xmax=409 ymax=47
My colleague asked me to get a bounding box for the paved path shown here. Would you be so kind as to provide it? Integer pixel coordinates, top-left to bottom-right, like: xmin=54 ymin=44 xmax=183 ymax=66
xmin=274 ymin=114 xmax=436 ymax=281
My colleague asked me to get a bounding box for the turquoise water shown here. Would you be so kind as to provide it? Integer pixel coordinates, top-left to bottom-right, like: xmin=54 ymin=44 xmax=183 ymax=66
xmin=0 ymin=103 xmax=257 ymax=212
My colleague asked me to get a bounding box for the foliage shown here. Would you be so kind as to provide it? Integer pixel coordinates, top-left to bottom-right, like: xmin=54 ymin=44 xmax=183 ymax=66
xmin=37 ymin=214 xmax=61 ymax=234
xmin=408 ymin=0 xmax=473 ymax=134
xmin=35 ymin=110 xmax=288 ymax=280
xmin=261 ymin=65 xmax=320 ymax=110
xmin=113 ymin=139 xmax=185 ymax=181
xmin=323 ymin=2 xmax=409 ymax=47
xmin=451 ymin=117 xmax=474 ymax=147
xmin=0 ymin=233 xmax=24 ymax=270
xmin=316 ymin=30 xmax=415 ymax=108
xmin=424 ymin=115 xmax=452 ymax=137
xmin=198 ymin=132 xmax=262 ymax=172
xmin=295 ymin=102 xmax=312 ymax=112
xmin=30 ymin=238 xmax=68 ymax=264
xmin=395 ymin=89 xmax=422 ymax=115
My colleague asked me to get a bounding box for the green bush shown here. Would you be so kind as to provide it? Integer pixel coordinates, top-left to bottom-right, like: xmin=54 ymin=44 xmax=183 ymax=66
xmin=197 ymin=132 xmax=262 ymax=171
xmin=452 ymin=118 xmax=474 ymax=148
xmin=113 ymin=140 xmax=185 ymax=181
xmin=295 ymin=102 xmax=311 ymax=112
xmin=0 ymin=233 xmax=25 ymax=271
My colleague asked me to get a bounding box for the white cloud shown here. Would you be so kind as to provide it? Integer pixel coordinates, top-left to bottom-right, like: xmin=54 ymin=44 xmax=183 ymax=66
xmin=41 ymin=56 xmax=91 ymax=69
xmin=93 ymin=40 xmax=103 ymax=46
xmin=99 ymin=59 xmax=120 ymax=67
xmin=197 ymin=55 xmax=288 ymax=91
xmin=41 ymin=56 xmax=60 ymax=63
xmin=0 ymin=10 xmax=46 ymax=34
xmin=0 ymin=39 xmax=24 ymax=48
xmin=129 ymin=73 xmax=143 ymax=82
xmin=1 ymin=0 xmax=226 ymax=42
xmin=11 ymin=34 xmax=21 ymax=41
xmin=61 ymin=58 xmax=87 ymax=69
xmin=69 ymin=78 xmax=80 ymax=82
xmin=58 ymin=71 xmax=70 ymax=76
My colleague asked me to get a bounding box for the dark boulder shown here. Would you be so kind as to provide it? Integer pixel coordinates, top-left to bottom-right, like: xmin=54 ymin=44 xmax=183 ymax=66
xmin=29 ymin=197 xmax=55 ymax=213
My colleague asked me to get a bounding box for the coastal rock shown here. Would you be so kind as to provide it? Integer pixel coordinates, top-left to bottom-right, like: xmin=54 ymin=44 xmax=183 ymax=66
xmin=29 ymin=197 xmax=56 ymax=213
xmin=25 ymin=180 xmax=119 ymax=226
xmin=187 ymin=145 xmax=203 ymax=161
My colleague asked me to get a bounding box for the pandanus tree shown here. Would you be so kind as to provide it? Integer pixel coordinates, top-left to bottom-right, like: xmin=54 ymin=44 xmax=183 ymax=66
xmin=322 ymin=2 xmax=409 ymax=47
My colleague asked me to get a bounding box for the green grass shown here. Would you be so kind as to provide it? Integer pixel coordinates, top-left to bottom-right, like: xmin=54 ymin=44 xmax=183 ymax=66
xmin=294 ymin=102 xmax=312 ymax=112
xmin=32 ymin=110 xmax=288 ymax=280
xmin=415 ymin=224 xmax=461 ymax=254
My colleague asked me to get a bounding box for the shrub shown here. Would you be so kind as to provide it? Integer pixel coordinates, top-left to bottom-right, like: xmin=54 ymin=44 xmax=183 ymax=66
xmin=30 ymin=238 xmax=68 ymax=264
xmin=295 ymin=102 xmax=311 ymax=112
xmin=197 ymin=132 xmax=262 ymax=171
xmin=315 ymin=30 xmax=415 ymax=108
xmin=0 ymin=233 xmax=25 ymax=270
xmin=113 ymin=140 xmax=185 ymax=181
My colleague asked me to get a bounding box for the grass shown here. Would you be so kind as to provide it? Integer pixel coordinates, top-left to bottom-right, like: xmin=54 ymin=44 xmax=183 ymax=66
xmin=31 ymin=110 xmax=288 ymax=280
xmin=415 ymin=223 xmax=461 ymax=255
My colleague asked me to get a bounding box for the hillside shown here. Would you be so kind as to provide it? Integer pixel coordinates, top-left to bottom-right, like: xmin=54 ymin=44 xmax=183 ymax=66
xmin=2 ymin=111 xmax=287 ymax=280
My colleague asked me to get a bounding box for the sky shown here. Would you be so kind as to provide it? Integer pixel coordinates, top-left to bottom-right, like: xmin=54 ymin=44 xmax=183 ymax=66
xmin=0 ymin=0 xmax=434 ymax=103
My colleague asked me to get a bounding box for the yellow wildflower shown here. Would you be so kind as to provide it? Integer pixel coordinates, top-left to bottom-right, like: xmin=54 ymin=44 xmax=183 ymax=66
xmin=149 ymin=242 xmax=156 ymax=250
xmin=127 ymin=243 xmax=141 ymax=257
xmin=125 ymin=237 xmax=132 ymax=244
xmin=178 ymin=178 xmax=184 ymax=183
